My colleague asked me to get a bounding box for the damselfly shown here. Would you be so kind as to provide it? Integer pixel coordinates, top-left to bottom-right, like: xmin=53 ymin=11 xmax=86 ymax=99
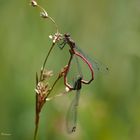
xmin=56 ymin=33 xmax=109 ymax=90
xmin=47 ymin=33 xmax=109 ymax=133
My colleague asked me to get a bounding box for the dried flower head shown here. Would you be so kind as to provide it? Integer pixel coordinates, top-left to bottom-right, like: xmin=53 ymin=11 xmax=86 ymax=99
xmin=42 ymin=69 xmax=53 ymax=80
xmin=30 ymin=0 xmax=38 ymax=7
xmin=40 ymin=11 xmax=49 ymax=18
xmin=35 ymin=82 xmax=50 ymax=97
xmin=49 ymin=32 xmax=63 ymax=43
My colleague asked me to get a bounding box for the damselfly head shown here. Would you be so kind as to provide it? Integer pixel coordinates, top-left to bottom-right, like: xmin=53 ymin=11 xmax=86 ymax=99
xmin=64 ymin=33 xmax=70 ymax=38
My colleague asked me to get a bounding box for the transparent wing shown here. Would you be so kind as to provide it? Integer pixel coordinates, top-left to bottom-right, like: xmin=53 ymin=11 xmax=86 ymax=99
xmin=66 ymin=89 xmax=81 ymax=133
xmin=74 ymin=46 xmax=109 ymax=75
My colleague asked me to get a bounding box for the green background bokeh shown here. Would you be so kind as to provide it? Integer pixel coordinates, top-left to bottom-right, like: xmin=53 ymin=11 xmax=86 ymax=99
xmin=0 ymin=0 xmax=140 ymax=140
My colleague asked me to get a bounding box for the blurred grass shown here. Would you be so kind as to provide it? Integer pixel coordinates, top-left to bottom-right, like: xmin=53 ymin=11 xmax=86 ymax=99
xmin=0 ymin=0 xmax=140 ymax=140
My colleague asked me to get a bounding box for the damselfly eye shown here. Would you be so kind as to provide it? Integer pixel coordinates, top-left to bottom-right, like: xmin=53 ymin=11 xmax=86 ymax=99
xmin=64 ymin=33 xmax=70 ymax=38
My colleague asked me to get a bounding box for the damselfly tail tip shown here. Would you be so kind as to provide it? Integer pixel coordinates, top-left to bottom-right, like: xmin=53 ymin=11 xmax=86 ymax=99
xmin=105 ymin=66 xmax=109 ymax=74
xmin=106 ymin=67 xmax=109 ymax=71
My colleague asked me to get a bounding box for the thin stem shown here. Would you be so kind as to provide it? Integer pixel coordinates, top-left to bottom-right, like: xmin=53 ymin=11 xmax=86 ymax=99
xmin=34 ymin=113 xmax=39 ymax=140
xmin=48 ymin=16 xmax=59 ymax=33
xmin=46 ymin=74 xmax=62 ymax=98
xmin=37 ymin=4 xmax=59 ymax=33
xmin=40 ymin=43 xmax=55 ymax=80
xmin=34 ymin=73 xmax=39 ymax=140
xmin=42 ymin=43 xmax=55 ymax=70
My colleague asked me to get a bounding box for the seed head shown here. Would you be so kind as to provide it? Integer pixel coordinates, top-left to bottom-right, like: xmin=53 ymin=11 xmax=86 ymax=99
xmin=40 ymin=11 xmax=49 ymax=18
xmin=30 ymin=0 xmax=38 ymax=7
xmin=42 ymin=69 xmax=53 ymax=80
xmin=35 ymin=82 xmax=49 ymax=97
xmin=49 ymin=33 xmax=63 ymax=43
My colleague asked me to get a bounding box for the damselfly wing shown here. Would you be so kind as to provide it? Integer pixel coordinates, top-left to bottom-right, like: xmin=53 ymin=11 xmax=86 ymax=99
xmin=66 ymin=76 xmax=82 ymax=133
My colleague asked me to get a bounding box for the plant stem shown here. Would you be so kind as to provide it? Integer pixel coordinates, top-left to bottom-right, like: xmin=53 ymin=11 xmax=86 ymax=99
xmin=34 ymin=113 xmax=39 ymax=140
xmin=40 ymin=43 xmax=55 ymax=81
xmin=46 ymin=74 xmax=62 ymax=99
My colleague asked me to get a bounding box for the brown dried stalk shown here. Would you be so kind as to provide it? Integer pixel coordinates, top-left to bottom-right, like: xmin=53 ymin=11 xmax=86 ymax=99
xmin=30 ymin=1 xmax=66 ymax=139
xmin=34 ymin=68 xmax=65 ymax=140
xmin=30 ymin=0 xmax=59 ymax=33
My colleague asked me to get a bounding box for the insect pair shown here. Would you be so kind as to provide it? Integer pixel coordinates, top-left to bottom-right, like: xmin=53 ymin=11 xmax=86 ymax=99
xmin=47 ymin=33 xmax=109 ymax=133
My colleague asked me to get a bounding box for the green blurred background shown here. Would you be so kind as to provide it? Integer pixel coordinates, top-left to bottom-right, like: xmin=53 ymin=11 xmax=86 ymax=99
xmin=0 ymin=0 xmax=140 ymax=140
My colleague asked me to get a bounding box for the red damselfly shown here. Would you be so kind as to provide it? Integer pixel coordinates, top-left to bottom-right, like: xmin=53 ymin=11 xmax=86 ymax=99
xmin=56 ymin=33 xmax=109 ymax=90
xmin=47 ymin=33 xmax=108 ymax=133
